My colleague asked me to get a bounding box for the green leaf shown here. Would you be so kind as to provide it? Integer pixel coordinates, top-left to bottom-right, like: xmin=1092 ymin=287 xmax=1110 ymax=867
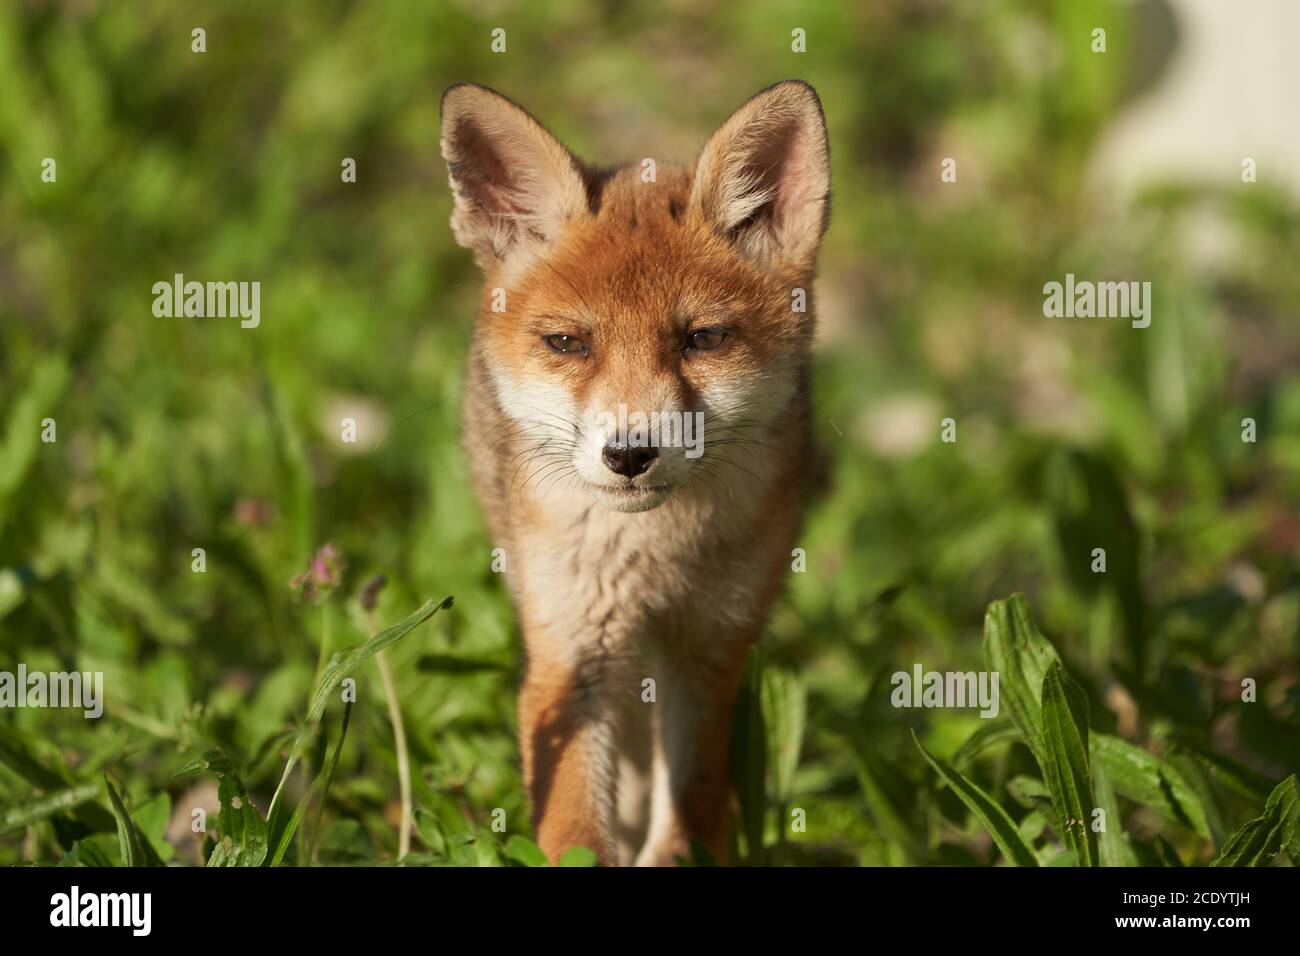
xmin=313 ymin=816 xmax=371 ymax=868
xmin=316 ymin=819 xmax=372 ymax=864
xmin=1018 ymin=809 xmax=1049 ymax=845
xmin=424 ymin=791 xmax=474 ymax=838
xmin=175 ymin=750 xmax=268 ymax=866
xmin=103 ymin=776 xmax=163 ymax=867
xmin=1007 ymin=776 xmax=1054 ymax=812
xmin=93 ymin=558 xmax=193 ymax=645
xmin=1131 ymin=834 xmax=1184 ymax=867
xmin=853 ymin=744 xmax=928 ymax=862
xmin=308 ymin=596 xmax=452 ymax=722
xmin=1093 ymin=733 xmax=1211 ymax=839
xmin=729 ymin=645 xmax=767 ymax=861
xmin=557 ymin=846 xmax=598 ymax=867
xmin=57 ymin=839 xmax=114 ymax=867
xmin=761 ymin=665 xmax=805 ymax=806
xmin=0 ymin=724 xmax=73 ymax=789
xmin=952 ymin=720 xmax=1020 ymax=769
xmin=1210 ymin=775 xmax=1300 ymax=867
xmin=1175 ymin=740 xmax=1277 ymax=804
xmin=0 ymin=357 xmax=69 ymax=534
xmin=1 ymin=782 xmax=101 ymax=835
xmin=443 ymin=833 xmax=496 ymax=867
xmin=266 ymin=385 xmax=314 ymax=560
xmin=264 ymin=723 xmax=318 ymax=856
xmin=505 ymin=835 xmax=549 ymax=867
xmin=982 ymin=594 xmax=1062 ymax=765
xmin=1046 ymin=451 xmax=1146 ymax=675
xmin=305 ymin=701 xmax=353 ymax=864
xmin=262 ymin=596 xmax=448 ymax=850
xmin=913 ymin=730 xmax=1038 ymax=867
xmin=267 ymin=767 xmax=317 ymax=866
xmin=414 ymin=810 xmax=447 ymax=857
xmin=131 ymin=793 xmax=174 ymax=863
xmin=1090 ymin=742 xmax=1137 ymax=867
xmin=1039 ymin=661 xmax=1098 ymax=866
xmin=268 ymin=795 xmax=310 ymax=867
xmin=0 ymin=568 xmax=25 ymax=619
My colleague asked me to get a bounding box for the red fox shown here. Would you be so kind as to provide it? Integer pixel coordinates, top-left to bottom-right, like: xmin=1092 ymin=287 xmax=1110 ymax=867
xmin=440 ymin=80 xmax=830 ymax=865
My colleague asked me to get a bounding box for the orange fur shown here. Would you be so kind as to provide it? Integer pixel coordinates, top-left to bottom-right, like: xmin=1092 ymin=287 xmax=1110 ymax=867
xmin=441 ymin=81 xmax=830 ymax=864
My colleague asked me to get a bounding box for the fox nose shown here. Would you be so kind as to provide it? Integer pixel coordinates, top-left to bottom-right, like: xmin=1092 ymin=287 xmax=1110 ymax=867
xmin=602 ymin=442 xmax=658 ymax=478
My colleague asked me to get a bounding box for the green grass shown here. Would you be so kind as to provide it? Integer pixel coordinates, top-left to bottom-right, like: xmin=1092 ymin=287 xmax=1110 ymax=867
xmin=0 ymin=0 xmax=1297 ymax=866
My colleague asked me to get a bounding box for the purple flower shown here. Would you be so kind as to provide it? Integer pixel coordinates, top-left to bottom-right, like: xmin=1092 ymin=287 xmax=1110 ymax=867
xmin=291 ymin=543 xmax=346 ymax=602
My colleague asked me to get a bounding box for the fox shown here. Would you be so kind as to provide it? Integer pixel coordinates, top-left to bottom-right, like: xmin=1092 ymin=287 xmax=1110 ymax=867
xmin=440 ymin=80 xmax=830 ymax=865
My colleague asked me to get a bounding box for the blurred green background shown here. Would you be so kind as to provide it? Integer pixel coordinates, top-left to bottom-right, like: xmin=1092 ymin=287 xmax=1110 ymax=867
xmin=0 ymin=0 xmax=1296 ymax=866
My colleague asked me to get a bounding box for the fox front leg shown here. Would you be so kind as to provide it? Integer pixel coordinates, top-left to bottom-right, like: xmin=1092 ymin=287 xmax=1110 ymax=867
xmin=635 ymin=630 xmax=755 ymax=866
xmin=517 ymin=638 xmax=634 ymax=865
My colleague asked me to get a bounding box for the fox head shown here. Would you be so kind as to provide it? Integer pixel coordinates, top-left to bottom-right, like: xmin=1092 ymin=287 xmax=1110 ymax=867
xmin=441 ymin=81 xmax=830 ymax=513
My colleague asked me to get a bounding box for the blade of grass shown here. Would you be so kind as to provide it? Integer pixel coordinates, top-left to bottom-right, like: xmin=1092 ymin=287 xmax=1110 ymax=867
xmin=1 ymin=782 xmax=101 ymax=836
xmin=373 ymin=647 xmax=411 ymax=861
xmin=266 ymin=594 xmax=451 ymax=829
xmin=304 ymin=701 xmax=353 ymax=865
xmin=103 ymin=776 xmax=163 ymax=867
xmin=308 ymin=596 xmax=452 ymax=722
xmin=913 ymin=730 xmax=1038 ymax=867
xmin=730 ymin=645 xmax=767 ymax=863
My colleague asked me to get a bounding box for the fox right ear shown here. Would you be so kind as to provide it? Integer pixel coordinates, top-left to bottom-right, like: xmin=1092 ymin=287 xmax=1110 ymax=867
xmin=440 ymin=84 xmax=589 ymax=271
xmin=690 ymin=81 xmax=830 ymax=275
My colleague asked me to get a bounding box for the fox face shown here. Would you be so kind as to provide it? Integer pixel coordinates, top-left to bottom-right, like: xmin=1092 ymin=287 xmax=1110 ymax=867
xmin=442 ymin=81 xmax=829 ymax=513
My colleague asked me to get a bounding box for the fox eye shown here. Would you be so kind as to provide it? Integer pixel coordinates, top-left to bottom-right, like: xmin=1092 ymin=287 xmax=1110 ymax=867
xmin=543 ymin=334 xmax=588 ymax=356
xmin=686 ymin=328 xmax=729 ymax=353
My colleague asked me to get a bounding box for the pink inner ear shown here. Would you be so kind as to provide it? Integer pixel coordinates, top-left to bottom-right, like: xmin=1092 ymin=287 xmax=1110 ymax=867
xmin=735 ymin=118 xmax=815 ymax=234
xmin=773 ymin=125 xmax=817 ymax=226
xmin=452 ymin=117 xmax=528 ymax=219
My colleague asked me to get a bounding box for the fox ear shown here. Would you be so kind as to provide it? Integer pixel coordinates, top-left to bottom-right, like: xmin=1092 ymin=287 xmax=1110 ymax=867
xmin=690 ymin=81 xmax=830 ymax=273
xmin=440 ymin=84 xmax=589 ymax=270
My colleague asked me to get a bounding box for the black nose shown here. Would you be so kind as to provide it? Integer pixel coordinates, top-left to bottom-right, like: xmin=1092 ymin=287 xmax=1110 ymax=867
xmin=602 ymin=443 xmax=658 ymax=478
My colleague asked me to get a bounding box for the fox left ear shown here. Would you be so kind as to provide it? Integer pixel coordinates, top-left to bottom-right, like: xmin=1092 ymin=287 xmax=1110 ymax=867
xmin=690 ymin=80 xmax=830 ymax=274
xmin=440 ymin=84 xmax=590 ymax=272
